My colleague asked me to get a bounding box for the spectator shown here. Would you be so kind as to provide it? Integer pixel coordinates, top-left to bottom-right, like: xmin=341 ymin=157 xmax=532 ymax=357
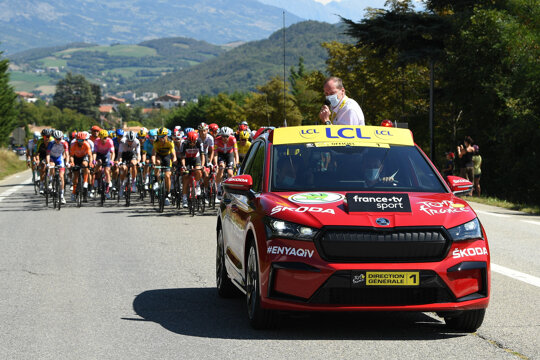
xmin=319 ymin=76 xmax=365 ymax=125
xmin=442 ymin=152 xmax=455 ymax=177
xmin=457 ymin=136 xmax=475 ymax=195
xmin=472 ymin=145 xmax=482 ymax=196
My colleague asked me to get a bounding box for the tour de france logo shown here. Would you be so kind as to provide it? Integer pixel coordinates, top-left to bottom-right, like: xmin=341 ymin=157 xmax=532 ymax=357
xmin=289 ymin=192 xmax=344 ymax=204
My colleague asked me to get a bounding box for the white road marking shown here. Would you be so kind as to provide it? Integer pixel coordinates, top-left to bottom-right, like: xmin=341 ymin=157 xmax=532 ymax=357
xmin=521 ymin=220 xmax=540 ymax=226
xmin=491 ymin=263 xmax=540 ymax=288
xmin=0 ymin=178 xmax=32 ymax=203
xmin=475 ymin=210 xmax=510 ymax=218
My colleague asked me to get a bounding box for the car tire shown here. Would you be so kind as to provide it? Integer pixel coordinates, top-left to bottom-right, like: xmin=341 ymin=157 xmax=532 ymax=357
xmin=246 ymin=243 xmax=279 ymax=329
xmin=216 ymin=227 xmax=239 ymax=298
xmin=444 ymin=309 xmax=485 ymax=332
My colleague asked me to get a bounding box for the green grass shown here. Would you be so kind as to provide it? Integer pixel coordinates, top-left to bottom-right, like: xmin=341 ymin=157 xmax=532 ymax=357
xmin=466 ymin=195 xmax=540 ymax=215
xmin=9 ymin=71 xmax=56 ymax=92
xmin=0 ymin=148 xmax=27 ymax=181
xmin=39 ymin=57 xmax=67 ymax=67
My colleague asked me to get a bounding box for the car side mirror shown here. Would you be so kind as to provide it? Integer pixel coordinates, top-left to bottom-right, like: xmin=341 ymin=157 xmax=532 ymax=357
xmin=446 ymin=176 xmax=473 ymax=196
xmin=223 ymin=174 xmax=253 ymax=193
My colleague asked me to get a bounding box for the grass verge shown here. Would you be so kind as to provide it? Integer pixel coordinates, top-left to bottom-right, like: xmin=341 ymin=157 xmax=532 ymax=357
xmin=0 ymin=148 xmax=27 ymax=181
xmin=466 ymin=195 xmax=540 ymax=215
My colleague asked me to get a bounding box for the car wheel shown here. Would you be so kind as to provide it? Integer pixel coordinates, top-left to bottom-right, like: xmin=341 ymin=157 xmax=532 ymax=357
xmin=444 ymin=309 xmax=485 ymax=332
xmin=246 ymin=243 xmax=279 ymax=329
xmin=216 ymin=227 xmax=239 ymax=298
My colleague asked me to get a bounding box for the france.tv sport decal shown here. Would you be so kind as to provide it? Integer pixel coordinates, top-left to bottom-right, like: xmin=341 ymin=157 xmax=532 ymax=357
xmin=289 ymin=192 xmax=344 ymax=204
xmin=346 ymin=193 xmax=411 ymax=212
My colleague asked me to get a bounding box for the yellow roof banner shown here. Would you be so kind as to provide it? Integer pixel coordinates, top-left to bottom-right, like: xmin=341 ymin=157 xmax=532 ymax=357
xmin=272 ymin=125 xmax=415 ymax=146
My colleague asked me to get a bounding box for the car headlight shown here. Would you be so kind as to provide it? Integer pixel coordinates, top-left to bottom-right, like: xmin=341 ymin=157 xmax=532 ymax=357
xmin=447 ymin=218 xmax=483 ymax=241
xmin=265 ymin=217 xmax=318 ymax=241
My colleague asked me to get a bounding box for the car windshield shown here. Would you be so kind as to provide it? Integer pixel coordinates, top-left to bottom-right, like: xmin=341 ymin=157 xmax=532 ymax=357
xmin=271 ymin=144 xmax=446 ymax=193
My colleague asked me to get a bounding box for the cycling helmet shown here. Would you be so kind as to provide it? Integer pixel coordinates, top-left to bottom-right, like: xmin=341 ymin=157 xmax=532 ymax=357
xmin=138 ymin=128 xmax=148 ymax=138
xmin=239 ymin=130 xmax=250 ymax=141
xmin=184 ymin=127 xmax=194 ymax=134
xmin=116 ymin=129 xmax=124 ymax=136
xmin=99 ymin=130 xmax=109 ymax=139
xmin=41 ymin=128 xmax=52 ymax=137
xmin=33 ymin=131 xmax=41 ymax=139
xmin=198 ymin=122 xmax=209 ymax=131
xmin=125 ymin=131 xmax=136 ymax=141
xmin=187 ymin=131 xmax=199 ymax=143
xmin=77 ymin=132 xmax=86 ymax=140
xmin=83 ymin=131 xmax=90 ymax=140
xmin=71 ymin=131 xmax=77 ymax=139
xmin=238 ymin=124 xmax=248 ymax=131
xmin=149 ymin=129 xmax=158 ymax=137
xmin=108 ymin=130 xmax=115 ymax=138
xmin=241 ymin=121 xmax=248 ymax=126
xmin=209 ymin=123 xmax=219 ymax=133
xmin=91 ymin=125 xmax=101 ymax=132
xmin=167 ymin=129 xmax=172 ymax=137
xmin=157 ymin=127 xmax=169 ymax=137
xmin=219 ymin=126 xmax=233 ymax=137
xmin=52 ymin=130 xmax=63 ymax=140
xmin=174 ymin=125 xmax=181 ymax=131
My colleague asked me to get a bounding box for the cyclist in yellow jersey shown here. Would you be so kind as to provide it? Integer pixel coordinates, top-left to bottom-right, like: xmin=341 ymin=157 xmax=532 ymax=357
xmin=152 ymin=127 xmax=177 ymax=205
xmin=237 ymin=130 xmax=251 ymax=163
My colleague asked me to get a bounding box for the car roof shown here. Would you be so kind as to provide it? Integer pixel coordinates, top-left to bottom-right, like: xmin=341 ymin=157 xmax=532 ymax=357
xmin=271 ymin=125 xmax=414 ymax=147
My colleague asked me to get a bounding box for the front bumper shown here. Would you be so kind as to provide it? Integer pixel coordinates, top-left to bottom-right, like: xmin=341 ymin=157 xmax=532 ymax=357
xmin=261 ymin=238 xmax=490 ymax=312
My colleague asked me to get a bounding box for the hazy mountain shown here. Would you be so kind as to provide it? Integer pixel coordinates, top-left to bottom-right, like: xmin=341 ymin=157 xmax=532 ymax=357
xmin=257 ymin=0 xmax=388 ymax=23
xmin=137 ymin=21 xmax=352 ymax=98
xmin=0 ymin=0 xmax=303 ymax=54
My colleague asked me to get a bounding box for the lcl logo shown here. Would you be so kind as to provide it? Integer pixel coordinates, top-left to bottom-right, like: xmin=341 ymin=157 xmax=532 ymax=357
xmin=299 ymin=128 xmax=320 ymax=139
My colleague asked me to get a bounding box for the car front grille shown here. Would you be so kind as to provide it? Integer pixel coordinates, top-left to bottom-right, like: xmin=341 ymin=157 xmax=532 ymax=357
xmin=308 ymin=271 xmax=454 ymax=306
xmin=315 ymin=227 xmax=450 ymax=263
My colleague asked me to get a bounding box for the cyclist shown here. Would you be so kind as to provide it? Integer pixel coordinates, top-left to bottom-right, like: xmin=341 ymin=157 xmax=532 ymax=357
xmin=88 ymin=126 xmax=101 ymax=196
xmin=89 ymin=125 xmax=101 ymax=143
xmin=46 ymin=130 xmax=70 ymax=204
xmin=197 ymin=123 xmax=214 ymax=196
xmin=151 ymin=127 xmax=177 ymax=206
xmin=209 ymin=123 xmax=219 ymax=139
xmin=111 ymin=129 xmax=124 ymax=191
xmin=118 ymin=131 xmax=141 ymax=198
xmin=142 ymin=128 xmax=156 ymax=189
xmin=180 ymin=130 xmax=205 ymax=208
xmin=237 ymin=130 xmax=251 ymax=163
xmin=69 ymin=132 xmax=93 ymax=201
xmin=235 ymin=121 xmax=249 ymax=141
xmin=94 ymin=129 xmax=115 ymax=198
xmin=36 ymin=129 xmax=53 ymax=194
xmin=26 ymin=131 xmax=40 ymax=169
xmin=214 ymin=126 xmax=239 ymax=191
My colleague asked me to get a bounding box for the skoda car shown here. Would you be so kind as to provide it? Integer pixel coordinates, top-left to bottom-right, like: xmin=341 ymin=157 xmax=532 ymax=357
xmin=216 ymin=125 xmax=489 ymax=331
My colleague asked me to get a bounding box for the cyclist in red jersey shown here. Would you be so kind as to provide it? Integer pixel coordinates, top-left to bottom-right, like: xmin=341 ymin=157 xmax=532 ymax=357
xmin=214 ymin=126 xmax=239 ymax=188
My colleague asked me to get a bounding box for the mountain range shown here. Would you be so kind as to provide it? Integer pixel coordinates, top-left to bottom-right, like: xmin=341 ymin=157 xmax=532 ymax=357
xmin=0 ymin=0 xmax=302 ymax=54
xmin=0 ymin=0 xmax=390 ymax=55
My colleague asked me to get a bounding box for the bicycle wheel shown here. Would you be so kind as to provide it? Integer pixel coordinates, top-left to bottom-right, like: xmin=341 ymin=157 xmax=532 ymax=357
xmin=52 ymin=174 xmax=58 ymax=209
xmin=189 ymin=181 xmax=196 ymax=216
xmin=55 ymin=173 xmax=62 ymax=210
xmin=44 ymin=171 xmax=49 ymax=207
xmin=77 ymin=171 xmax=83 ymax=208
xmin=100 ymin=177 xmax=105 ymax=207
xmin=32 ymin=169 xmax=38 ymax=195
xmin=150 ymin=174 xmax=155 ymax=205
xmin=158 ymin=179 xmax=165 ymax=213
xmin=125 ymin=173 xmax=131 ymax=207
xmin=199 ymin=187 xmax=206 ymax=215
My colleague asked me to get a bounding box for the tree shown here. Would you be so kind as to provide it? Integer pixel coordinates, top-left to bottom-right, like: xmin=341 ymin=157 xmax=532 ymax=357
xmin=244 ymin=76 xmax=302 ymax=128
xmin=53 ymin=73 xmax=98 ymax=118
xmin=205 ymin=93 xmax=247 ymax=129
xmin=0 ymin=51 xmax=18 ymax=146
xmin=289 ymin=58 xmax=322 ymax=125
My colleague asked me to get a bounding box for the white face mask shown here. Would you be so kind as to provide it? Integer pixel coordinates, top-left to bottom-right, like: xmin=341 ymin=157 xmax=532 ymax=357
xmin=326 ymin=93 xmax=340 ymax=108
xmin=364 ymin=168 xmax=380 ymax=182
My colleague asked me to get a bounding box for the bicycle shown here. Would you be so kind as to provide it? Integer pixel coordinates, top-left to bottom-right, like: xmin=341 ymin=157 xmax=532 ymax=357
xmin=119 ymin=161 xmax=135 ymax=207
xmin=72 ymin=164 xmax=89 ymax=207
xmin=31 ymin=161 xmax=40 ymax=195
xmin=136 ymin=163 xmax=146 ymax=201
xmin=184 ymin=166 xmax=205 ymax=216
xmin=153 ymin=165 xmax=170 ymax=213
xmin=171 ymin=165 xmax=183 ymax=209
xmin=206 ymin=165 xmax=218 ymax=209
xmin=48 ymin=164 xmax=63 ymax=210
xmin=94 ymin=165 xmax=108 ymax=207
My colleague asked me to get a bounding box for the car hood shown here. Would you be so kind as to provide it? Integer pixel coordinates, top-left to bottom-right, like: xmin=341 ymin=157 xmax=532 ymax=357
xmin=260 ymin=191 xmax=476 ymax=230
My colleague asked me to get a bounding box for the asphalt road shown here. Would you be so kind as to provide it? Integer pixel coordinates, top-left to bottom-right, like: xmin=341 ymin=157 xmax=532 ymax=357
xmin=0 ymin=170 xmax=538 ymax=360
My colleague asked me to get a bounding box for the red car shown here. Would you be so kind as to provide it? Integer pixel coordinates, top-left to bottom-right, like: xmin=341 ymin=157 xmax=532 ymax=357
xmin=216 ymin=125 xmax=489 ymax=331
